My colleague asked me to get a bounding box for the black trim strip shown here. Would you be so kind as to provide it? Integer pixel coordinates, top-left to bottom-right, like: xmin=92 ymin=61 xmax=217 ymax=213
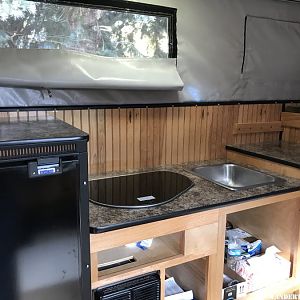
xmin=226 ymin=145 xmax=300 ymax=169
xmin=241 ymin=15 xmax=248 ymax=74
xmin=90 ymin=185 xmax=300 ymax=233
xmin=168 ymin=9 xmax=177 ymax=58
xmin=279 ymin=102 xmax=286 ymax=140
xmin=34 ymin=0 xmax=177 ymax=15
xmin=0 ymin=99 xmax=299 ymax=112
xmin=283 ymin=103 xmax=287 ymax=112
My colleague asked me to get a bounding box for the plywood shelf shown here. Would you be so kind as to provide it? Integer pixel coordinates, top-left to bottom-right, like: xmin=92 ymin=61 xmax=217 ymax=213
xmin=92 ymin=227 xmax=218 ymax=291
xmin=166 ymin=258 xmax=208 ymax=300
xmin=98 ymin=233 xmax=182 ymax=278
xmin=93 ymin=253 xmax=200 ymax=290
xmin=240 ymin=277 xmax=300 ymax=300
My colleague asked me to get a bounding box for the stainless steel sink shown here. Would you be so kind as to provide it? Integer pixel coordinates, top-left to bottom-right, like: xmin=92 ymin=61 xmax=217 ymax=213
xmin=189 ymin=163 xmax=283 ymax=191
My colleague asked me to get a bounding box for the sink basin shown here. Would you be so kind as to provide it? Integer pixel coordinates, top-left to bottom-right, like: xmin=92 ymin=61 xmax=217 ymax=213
xmin=190 ymin=163 xmax=283 ymax=191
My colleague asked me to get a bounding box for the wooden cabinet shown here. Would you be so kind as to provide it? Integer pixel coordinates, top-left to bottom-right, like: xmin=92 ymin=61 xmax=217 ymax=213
xmin=225 ymin=198 xmax=300 ymax=299
xmin=90 ymin=156 xmax=300 ymax=299
xmin=90 ymin=210 xmax=220 ymax=299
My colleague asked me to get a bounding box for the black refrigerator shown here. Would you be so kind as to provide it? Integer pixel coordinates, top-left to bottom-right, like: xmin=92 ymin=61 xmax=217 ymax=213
xmin=0 ymin=118 xmax=91 ymax=300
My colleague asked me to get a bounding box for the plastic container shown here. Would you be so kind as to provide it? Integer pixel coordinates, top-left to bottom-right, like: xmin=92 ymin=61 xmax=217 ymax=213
xmin=227 ymin=236 xmax=243 ymax=271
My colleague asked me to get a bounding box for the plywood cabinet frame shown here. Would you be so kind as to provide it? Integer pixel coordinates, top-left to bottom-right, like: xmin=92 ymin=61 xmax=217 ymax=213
xmin=90 ymin=154 xmax=300 ymax=299
xmin=90 ymin=193 xmax=300 ymax=299
xmin=90 ymin=210 xmax=220 ymax=294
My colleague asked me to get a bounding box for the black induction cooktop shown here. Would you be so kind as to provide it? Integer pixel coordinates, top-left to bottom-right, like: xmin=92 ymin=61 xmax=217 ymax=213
xmin=89 ymin=171 xmax=194 ymax=209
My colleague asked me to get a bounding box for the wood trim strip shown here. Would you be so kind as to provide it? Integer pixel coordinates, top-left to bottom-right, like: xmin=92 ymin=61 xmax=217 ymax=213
xmin=221 ymin=190 xmax=300 ymax=215
xmin=92 ymin=252 xmax=212 ymax=289
xmin=160 ymin=268 xmax=166 ymax=300
xmin=233 ymin=121 xmax=283 ymax=134
xmin=281 ymin=112 xmax=300 ymax=121
xmin=206 ymin=213 xmax=226 ymax=300
xmin=90 ymin=210 xmax=219 ymax=253
xmin=282 ymin=120 xmax=300 ymax=129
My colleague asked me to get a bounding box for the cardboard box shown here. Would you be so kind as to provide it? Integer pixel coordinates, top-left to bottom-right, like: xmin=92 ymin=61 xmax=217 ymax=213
xmin=235 ymin=246 xmax=291 ymax=293
xmin=222 ymin=266 xmax=247 ymax=300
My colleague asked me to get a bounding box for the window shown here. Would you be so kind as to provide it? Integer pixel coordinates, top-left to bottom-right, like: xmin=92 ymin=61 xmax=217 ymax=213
xmin=0 ymin=0 xmax=181 ymax=92
xmin=0 ymin=0 xmax=177 ymax=58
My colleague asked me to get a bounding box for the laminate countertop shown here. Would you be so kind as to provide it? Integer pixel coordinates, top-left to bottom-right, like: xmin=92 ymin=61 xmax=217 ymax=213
xmin=226 ymin=142 xmax=300 ymax=169
xmin=0 ymin=117 xmax=88 ymax=146
xmin=89 ymin=160 xmax=300 ymax=233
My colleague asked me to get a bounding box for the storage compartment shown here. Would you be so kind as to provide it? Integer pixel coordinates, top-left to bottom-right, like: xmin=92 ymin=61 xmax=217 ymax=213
xmin=165 ymin=258 xmax=208 ymax=300
xmin=91 ymin=217 xmax=219 ymax=291
xmin=225 ymin=199 xmax=300 ymax=297
xmin=97 ymin=232 xmax=183 ymax=278
xmin=164 ymin=276 xmax=194 ymax=300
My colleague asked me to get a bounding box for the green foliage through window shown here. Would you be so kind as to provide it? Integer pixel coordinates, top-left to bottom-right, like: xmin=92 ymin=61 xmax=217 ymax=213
xmin=0 ymin=0 xmax=169 ymax=58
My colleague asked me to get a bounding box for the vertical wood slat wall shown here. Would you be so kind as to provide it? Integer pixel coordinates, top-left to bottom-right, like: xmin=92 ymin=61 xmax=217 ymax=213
xmin=0 ymin=104 xmax=282 ymax=176
xmin=281 ymin=112 xmax=300 ymax=143
xmin=283 ymin=128 xmax=300 ymax=143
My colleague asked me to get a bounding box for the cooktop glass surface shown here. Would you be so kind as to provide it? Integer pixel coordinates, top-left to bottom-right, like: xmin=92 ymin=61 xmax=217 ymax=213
xmin=89 ymin=171 xmax=194 ymax=208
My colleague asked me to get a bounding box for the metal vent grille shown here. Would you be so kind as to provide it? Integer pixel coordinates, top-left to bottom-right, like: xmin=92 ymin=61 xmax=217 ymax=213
xmin=102 ymin=292 xmax=131 ymax=300
xmin=94 ymin=273 xmax=160 ymax=300
xmin=132 ymin=282 xmax=160 ymax=300
xmin=0 ymin=143 xmax=76 ymax=160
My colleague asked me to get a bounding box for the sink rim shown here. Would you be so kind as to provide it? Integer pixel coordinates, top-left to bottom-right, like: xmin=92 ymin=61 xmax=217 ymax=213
xmin=186 ymin=163 xmax=285 ymax=191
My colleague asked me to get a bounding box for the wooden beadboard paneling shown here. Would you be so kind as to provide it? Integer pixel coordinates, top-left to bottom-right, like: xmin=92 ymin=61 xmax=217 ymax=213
xmin=282 ymin=112 xmax=300 ymax=144
xmin=2 ymin=104 xmax=282 ymax=176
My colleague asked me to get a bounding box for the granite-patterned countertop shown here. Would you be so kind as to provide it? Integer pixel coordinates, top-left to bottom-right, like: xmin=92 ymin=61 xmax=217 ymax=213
xmin=89 ymin=160 xmax=300 ymax=233
xmin=0 ymin=117 xmax=88 ymax=146
xmin=226 ymin=142 xmax=300 ymax=168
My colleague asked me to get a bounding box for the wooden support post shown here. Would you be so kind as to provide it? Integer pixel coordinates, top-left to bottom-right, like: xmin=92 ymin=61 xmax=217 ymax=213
xmin=206 ymin=213 xmax=226 ymax=300
xmin=91 ymin=252 xmax=99 ymax=285
xmin=160 ymin=268 xmax=166 ymax=300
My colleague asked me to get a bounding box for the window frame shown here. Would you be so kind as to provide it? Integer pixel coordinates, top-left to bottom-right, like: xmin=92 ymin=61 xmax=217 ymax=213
xmin=28 ymin=0 xmax=178 ymax=58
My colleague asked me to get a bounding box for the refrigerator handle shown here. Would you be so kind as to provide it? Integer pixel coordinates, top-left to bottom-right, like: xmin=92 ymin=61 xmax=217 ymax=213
xmin=28 ymin=157 xmax=62 ymax=178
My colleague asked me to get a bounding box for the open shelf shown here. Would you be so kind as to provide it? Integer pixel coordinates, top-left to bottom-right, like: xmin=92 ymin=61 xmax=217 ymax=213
xmin=240 ymin=277 xmax=300 ymax=300
xmin=165 ymin=258 xmax=207 ymax=300
xmin=227 ymin=198 xmax=300 ymax=264
xmin=98 ymin=232 xmax=183 ymax=277
xmin=91 ymin=220 xmax=219 ymax=292
xmin=91 ymin=232 xmax=188 ymax=289
xmin=224 ymin=198 xmax=300 ymax=298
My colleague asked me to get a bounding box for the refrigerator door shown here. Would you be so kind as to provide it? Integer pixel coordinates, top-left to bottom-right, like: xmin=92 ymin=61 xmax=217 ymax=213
xmin=0 ymin=158 xmax=84 ymax=300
